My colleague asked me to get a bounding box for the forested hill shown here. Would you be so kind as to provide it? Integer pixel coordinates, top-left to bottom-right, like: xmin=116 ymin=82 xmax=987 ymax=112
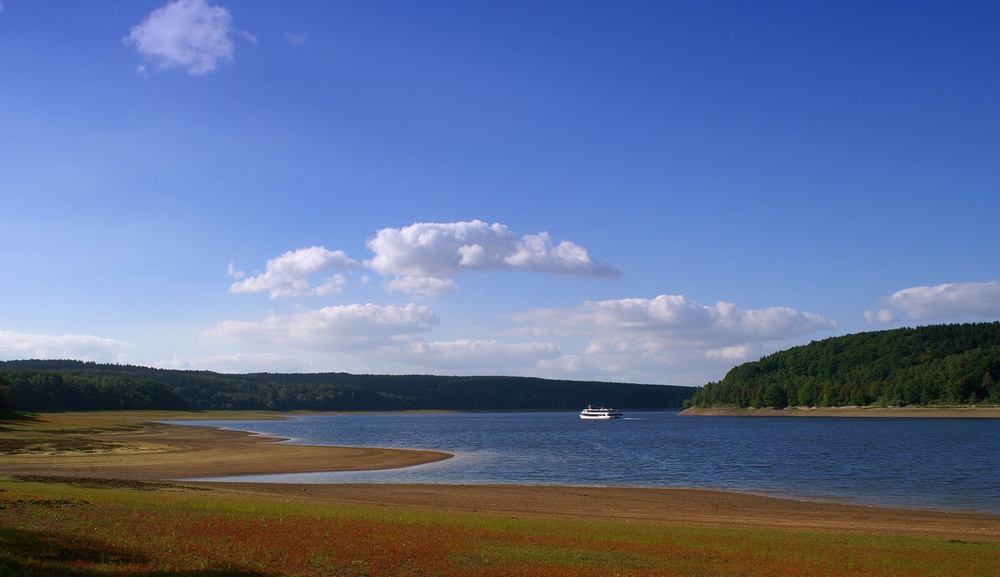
xmin=0 ymin=360 xmax=693 ymax=412
xmin=686 ymin=322 xmax=1000 ymax=409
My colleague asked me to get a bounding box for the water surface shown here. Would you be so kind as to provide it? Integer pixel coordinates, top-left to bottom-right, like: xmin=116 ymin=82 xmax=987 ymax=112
xmin=169 ymin=412 xmax=1000 ymax=514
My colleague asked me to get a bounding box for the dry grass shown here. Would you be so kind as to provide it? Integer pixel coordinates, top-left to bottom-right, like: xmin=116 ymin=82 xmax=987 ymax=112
xmin=2 ymin=476 xmax=998 ymax=577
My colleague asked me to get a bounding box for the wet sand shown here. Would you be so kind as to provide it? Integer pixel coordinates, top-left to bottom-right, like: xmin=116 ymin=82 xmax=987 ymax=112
xmin=4 ymin=415 xmax=999 ymax=540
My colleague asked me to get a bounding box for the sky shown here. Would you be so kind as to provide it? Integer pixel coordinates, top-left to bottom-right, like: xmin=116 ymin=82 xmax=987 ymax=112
xmin=1 ymin=1 xmax=999 ymax=386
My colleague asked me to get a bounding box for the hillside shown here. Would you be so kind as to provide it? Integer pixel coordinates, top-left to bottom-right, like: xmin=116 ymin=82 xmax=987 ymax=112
xmin=686 ymin=322 xmax=1000 ymax=409
xmin=0 ymin=360 xmax=693 ymax=412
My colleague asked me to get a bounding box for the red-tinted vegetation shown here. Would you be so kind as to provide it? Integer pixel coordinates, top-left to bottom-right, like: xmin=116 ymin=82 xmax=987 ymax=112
xmin=2 ymin=478 xmax=997 ymax=576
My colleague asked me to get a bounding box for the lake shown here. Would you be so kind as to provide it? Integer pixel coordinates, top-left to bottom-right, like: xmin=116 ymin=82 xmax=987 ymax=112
xmin=168 ymin=411 xmax=1000 ymax=514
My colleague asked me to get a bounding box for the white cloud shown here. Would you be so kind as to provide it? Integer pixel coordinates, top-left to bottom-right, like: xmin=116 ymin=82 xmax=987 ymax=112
xmin=877 ymin=281 xmax=1000 ymax=321
xmin=160 ymin=352 xmax=309 ymax=374
xmin=207 ymin=303 xmax=438 ymax=351
xmin=384 ymin=276 xmax=459 ymax=295
xmin=0 ymin=330 xmax=127 ymax=363
xmin=200 ymin=289 xmax=837 ymax=384
xmin=864 ymin=308 xmax=898 ymax=325
xmin=235 ymin=221 xmax=619 ymax=298
xmin=226 ymin=262 xmax=245 ymax=280
xmin=125 ymin=0 xmax=249 ymax=75
xmin=506 ymin=295 xmax=838 ymax=384
xmin=705 ymin=344 xmax=753 ymax=361
xmin=215 ymin=226 xmax=839 ymax=384
xmin=365 ymin=220 xmax=621 ymax=293
xmin=229 ymin=246 xmax=357 ymax=298
xmin=285 ymin=31 xmax=309 ymax=45
xmin=404 ymin=340 xmax=561 ymax=371
xmin=510 ymin=295 xmax=836 ymax=341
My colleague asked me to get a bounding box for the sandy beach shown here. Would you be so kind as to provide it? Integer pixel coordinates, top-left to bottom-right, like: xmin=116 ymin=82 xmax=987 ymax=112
xmin=4 ymin=413 xmax=999 ymax=541
xmin=2 ymin=419 xmax=452 ymax=480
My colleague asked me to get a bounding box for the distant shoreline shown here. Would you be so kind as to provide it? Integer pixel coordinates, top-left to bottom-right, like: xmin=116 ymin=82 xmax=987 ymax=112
xmin=680 ymin=405 xmax=1000 ymax=418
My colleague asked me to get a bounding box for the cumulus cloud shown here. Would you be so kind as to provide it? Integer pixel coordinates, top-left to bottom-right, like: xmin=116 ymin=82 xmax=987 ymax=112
xmin=207 ymin=303 xmax=438 ymax=351
xmin=234 ymin=221 xmax=620 ymax=298
xmin=875 ymin=281 xmax=1000 ymax=321
xmin=511 ymin=295 xmax=837 ymax=341
xmin=506 ymin=295 xmax=838 ymax=384
xmin=229 ymin=246 xmax=357 ymax=298
xmin=0 ymin=330 xmax=127 ymax=362
xmin=365 ymin=221 xmax=621 ymax=292
xmin=216 ymin=225 xmax=844 ymax=384
xmin=125 ymin=0 xmax=252 ymax=75
xmin=206 ymin=285 xmax=838 ymax=383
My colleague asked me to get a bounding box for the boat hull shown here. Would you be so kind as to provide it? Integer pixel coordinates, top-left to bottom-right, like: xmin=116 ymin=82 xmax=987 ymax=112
xmin=579 ymin=406 xmax=623 ymax=419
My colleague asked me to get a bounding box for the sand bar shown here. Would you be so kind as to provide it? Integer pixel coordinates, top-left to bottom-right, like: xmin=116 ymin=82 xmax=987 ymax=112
xmin=1 ymin=414 xmax=452 ymax=480
xmin=3 ymin=413 xmax=999 ymax=541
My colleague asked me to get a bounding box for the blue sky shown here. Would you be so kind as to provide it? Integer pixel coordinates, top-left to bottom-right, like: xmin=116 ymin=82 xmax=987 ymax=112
xmin=1 ymin=0 xmax=998 ymax=386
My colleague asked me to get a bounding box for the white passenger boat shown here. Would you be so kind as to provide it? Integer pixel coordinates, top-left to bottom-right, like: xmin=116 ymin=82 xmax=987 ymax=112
xmin=579 ymin=405 xmax=623 ymax=419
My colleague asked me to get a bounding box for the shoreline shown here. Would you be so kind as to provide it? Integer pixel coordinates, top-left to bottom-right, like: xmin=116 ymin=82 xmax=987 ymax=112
xmin=680 ymin=405 xmax=1000 ymax=417
xmin=2 ymin=412 xmax=999 ymax=540
xmin=1 ymin=413 xmax=454 ymax=481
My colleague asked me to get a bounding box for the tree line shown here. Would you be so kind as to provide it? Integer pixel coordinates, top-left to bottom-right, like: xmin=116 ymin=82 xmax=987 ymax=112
xmin=686 ymin=322 xmax=1000 ymax=409
xmin=0 ymin=371 xmax=188 ymax=412
xmin=0 ymin=361 xmax=693 ymax=412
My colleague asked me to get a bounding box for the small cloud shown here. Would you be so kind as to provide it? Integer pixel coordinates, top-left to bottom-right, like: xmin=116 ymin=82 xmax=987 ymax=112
xmin=226 ymin=262 xmax=245 ymax=280
xmin=285 ymin=31 xmax=309 ymax=45
xmin=229 ymin=246 xmax=357 ymax=299
xmin=125 ymin=0 xmax=250 ymax=75
xmin=706 ymin=344 xmax=752 ymax=361
xmin=877 ymin=280 xmax=1000 ymax=321
xmin=864 ymin=308 xmax=897 ymax=325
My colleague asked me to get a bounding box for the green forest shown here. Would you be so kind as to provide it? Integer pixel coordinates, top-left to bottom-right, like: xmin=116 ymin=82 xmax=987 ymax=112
xmin=686 ymin=322 xmax=1000 ymax=409
xmin=0 ymin=360 xmax=692 ymax=413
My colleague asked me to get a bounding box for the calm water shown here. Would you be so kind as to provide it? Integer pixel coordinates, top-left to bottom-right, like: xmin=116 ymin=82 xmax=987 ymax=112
xmin=168 ymin=412 xmax=1000 ymax=514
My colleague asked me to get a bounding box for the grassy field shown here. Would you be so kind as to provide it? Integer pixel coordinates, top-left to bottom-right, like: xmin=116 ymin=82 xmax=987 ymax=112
xmin=2 ymin=474 xmax=998 ymax=577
